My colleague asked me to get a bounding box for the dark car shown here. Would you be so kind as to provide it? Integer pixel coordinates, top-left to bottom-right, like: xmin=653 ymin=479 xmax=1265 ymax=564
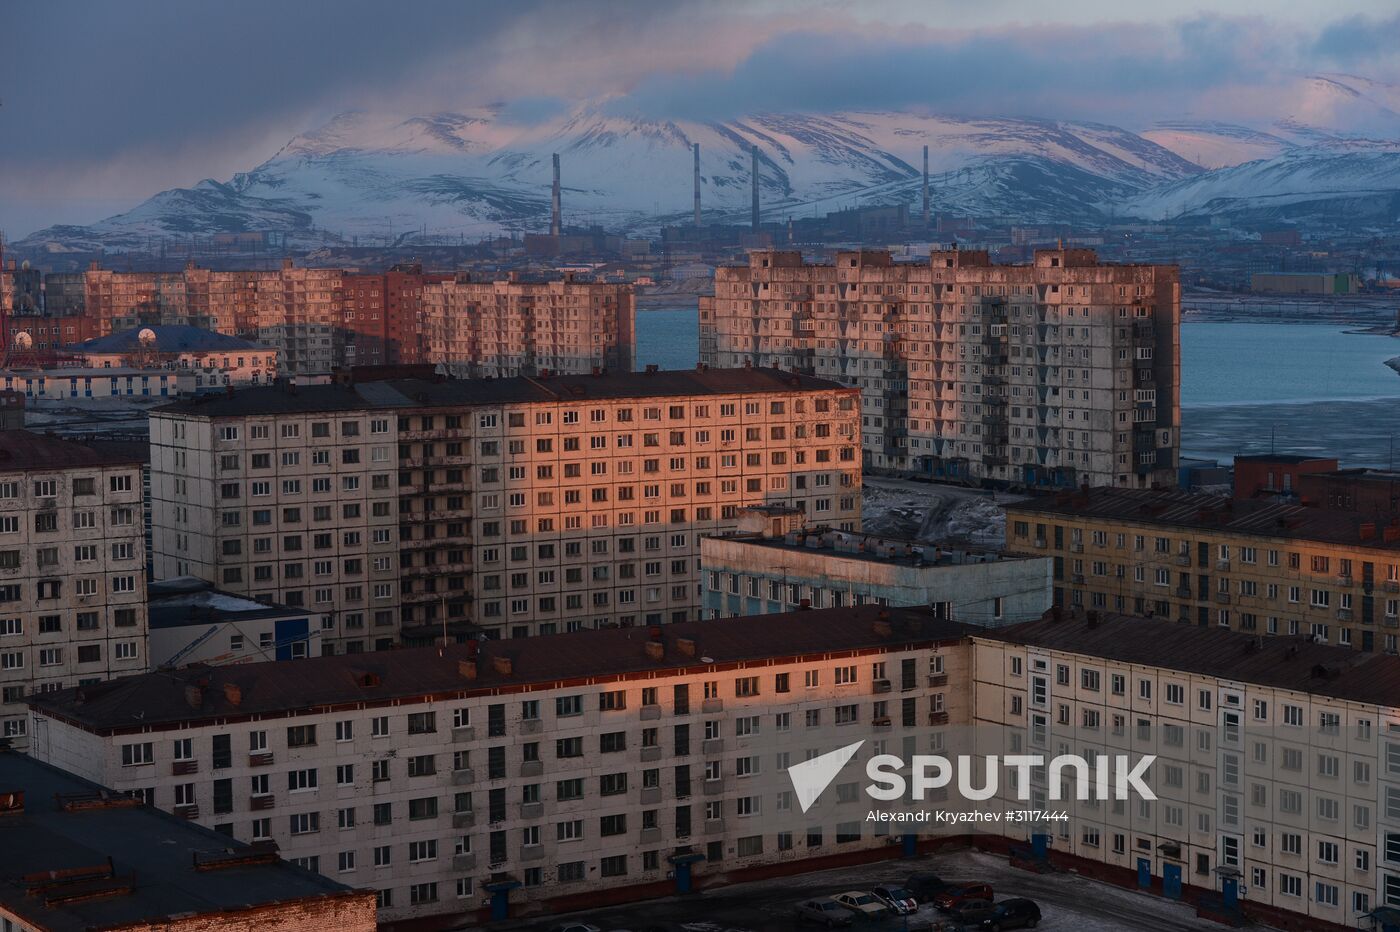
xmin=905 ymin=871 xmax=949 ymax=901
xmin=932 ymin=883 xmax=994 ymax=912
xmin=957 ymin=898 xmax=1042 ymax=930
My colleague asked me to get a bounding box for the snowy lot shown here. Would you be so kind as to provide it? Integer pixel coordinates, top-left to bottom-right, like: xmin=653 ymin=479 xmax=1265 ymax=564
xmin=493 ymin=849 xmax=1237 ymax=932
xmin=860 ymin=478 xmax=1026 ymax=549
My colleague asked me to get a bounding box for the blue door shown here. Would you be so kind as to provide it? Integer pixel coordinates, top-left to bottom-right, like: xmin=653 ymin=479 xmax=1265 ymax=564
xmin=1222 ymin=877 xmax=1238 ymax=910
xmin=676 ymin=861 xmax=693 ymax=894
xmin=1136 ymin=858 xmax=1151 ymax=889
xmin=1163 ymin=863 xmax=1182 ymax=899
xmin=274 ymin=618 xmax=310 ymax=661
xmin=1031 ymin=833 xmax=1049 ymax=860
xmin=902 ymin=833 xmax=918 ymax=859
xmin=490 ymin=889 xmax=510 ymax=921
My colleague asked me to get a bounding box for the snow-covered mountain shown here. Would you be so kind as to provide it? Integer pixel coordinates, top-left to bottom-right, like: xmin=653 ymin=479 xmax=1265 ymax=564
xmin=16 ymin=73 xmax=1400 ymax=251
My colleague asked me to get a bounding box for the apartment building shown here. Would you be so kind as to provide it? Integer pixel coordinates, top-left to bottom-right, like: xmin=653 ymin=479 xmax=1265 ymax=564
xmin=974 ymin=611 xmax=1400 ymax=929
xmin=702 ymin=521 xmax=1051 ymax=625
xmin=706 ymin=247 xmax=1180 ymax=488
xmin=421 ymin=272 xmax=635 ymax=377
xmin=0 ymin=751 xmax=376 ymax=932
xmin=149 ymin=368 xmax=861 ymax=650
xmin=27 ymin=606 xmax=974 ymax=923
xmin=1005 ymin=487 xmax=1400 ymax=652
xmin=0 ymin=431 xmax=148 ymax=750
xmin=33 ymin=261 xmax=634 ymax=377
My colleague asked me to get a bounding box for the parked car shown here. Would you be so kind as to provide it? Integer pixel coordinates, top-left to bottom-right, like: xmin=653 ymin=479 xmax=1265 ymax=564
xmin=871 ymin=885 xmax=919 ymax=915
xmin=834 ymin=891 xmax=888 ymax=917
xmin=932 ymin=883 xmax=995 ymax=912
xmin=959 ymin=898 xmax=1042 ymax=930
xmin=548 ymin=924 xmax=601 ymax=932
xmin=795 ymin=897 xmax=855 ymax=927
xmin=905 ymin=871 xmax=950 ymax=901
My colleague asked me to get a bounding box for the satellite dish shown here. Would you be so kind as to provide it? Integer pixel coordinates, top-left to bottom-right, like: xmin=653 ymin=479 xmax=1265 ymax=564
xmin=13 ymin=332 xmax=32 ymax=350
xmin=138 ymin=328 xmax=158 ymax=346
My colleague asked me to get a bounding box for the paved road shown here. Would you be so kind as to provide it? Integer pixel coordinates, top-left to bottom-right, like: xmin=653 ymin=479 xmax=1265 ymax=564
xmin=492 ymin=849 xmax=1245 ymax=932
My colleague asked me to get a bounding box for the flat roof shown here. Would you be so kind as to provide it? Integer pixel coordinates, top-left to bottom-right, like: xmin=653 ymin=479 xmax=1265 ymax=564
xmin=708 ymin=529 xmax=1030 ymax=569
xmin=1006 ymin=487 xmax=1400 ymax=551
xmin=0 ymin=430 xmax=146 ymax=471
xmin=980 ymin=612 xmax=1397 ymax=706
xmin=0 ymin=751 xmax=364 ymax=932
xmin=76 ymin=325 xmax=269 ymax=355
xmin=31 ymin=606 xmax=975 ymax=734
xmin=154 ymin=368 xmax=852 ymax=419
xmin=1234 ymin=454 xmax=1336 ymax=465
xmin=147 ymin=577 xmax=304 ymax=629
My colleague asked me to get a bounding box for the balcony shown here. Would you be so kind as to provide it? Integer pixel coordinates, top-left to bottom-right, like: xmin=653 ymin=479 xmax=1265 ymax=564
xmin=702 ymin=738 xmax=725 ymax=756
xmin=1175 ymin=555 xmax=1191 ymax=567
xmin=639 ymin=787 xmax=662 ymax=805
xmin=1338 ymin=609 xmax=1353 ymax=622
xmin=701 ymin=698 xmax=723 ymax=713
xmin=639 ymin=704 xmax=663 ymax=721
xmin=1216 ymin=559 xmax=1231 ymax=571
xmin=248 ymin=752 xmax=274 ymax=768
xmin=1176 ymin=586 xmax=1192 ymax=599
xmin=452 ymin=853 xmax=476 ymax=871
xmin=702 ymin=778 xmax=727 ymax=796
xmin=452 ymin=810 xmax=476 ymax=829
xmin=520 ymin=719 xmax=543 ymax=735
xmin=703 ymin=818 xmax=725 ymax=835
xmin=519 ymin=801 xmax=543 ymax=820
xmin=640 ymin=746 xmax=663 ymax=763
xmin=1385 ymin=581 xmax=1400 ymax=594
xmin=249 ymin=794 xmax=274 ymax=811
xmin=872 ymin=679 xmax=892 ymax=694
xmin=520 ymin=845 xmax=545 ymax=862
xmin=174 ymin=804 xmax=199 ymax=820
xmin=172 ymin=760 xmax=198 ymax=776
xmin=451 ymin=767 xmax=476 ymax=785
xmin=873 ymin=717 xmax=892 ymax=729
xmin=640 ymin=827 xmax=663 ymax=844
xmin=1214 ymin=593 xmax=1231 ymax=605
xmin=928 ymin=711 xmax=950 ymax=726
xmin=451 ymin=725 xmax=475 ymax=742
xmin=519 ymin=760 xmax=544 ymax=778
xmin=927 ymin=673 xmax=948 ymax=688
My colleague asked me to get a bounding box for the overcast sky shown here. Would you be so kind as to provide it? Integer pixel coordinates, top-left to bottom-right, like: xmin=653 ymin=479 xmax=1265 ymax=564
xmin=2 ymin=0 xmax=1398 ymax=236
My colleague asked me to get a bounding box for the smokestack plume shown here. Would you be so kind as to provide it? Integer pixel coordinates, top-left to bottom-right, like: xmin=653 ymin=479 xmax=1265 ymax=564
xmin=551 ymin=153 xmax=562 ymax=237
xmin=751 ymin=145 xmax=760 ymax=231
xmin=693 ymin=143 xmax=702 ymax=227
xmin=922 ymin=145 xmax=930 ymax=227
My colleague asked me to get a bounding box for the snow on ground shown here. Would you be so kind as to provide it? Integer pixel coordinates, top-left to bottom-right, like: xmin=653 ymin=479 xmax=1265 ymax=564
xmin=860 ymin=478 xmax=1027 ymax=549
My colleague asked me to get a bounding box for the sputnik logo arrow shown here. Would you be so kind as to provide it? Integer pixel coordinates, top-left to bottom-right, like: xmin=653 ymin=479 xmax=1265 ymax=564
xmin=787 ymin=740 xmax=865 ymax=813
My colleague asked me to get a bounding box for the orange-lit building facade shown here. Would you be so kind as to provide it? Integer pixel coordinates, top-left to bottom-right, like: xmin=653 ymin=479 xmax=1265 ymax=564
xmin=707 ymin=247 xmax=1180 ymax=489
xmin=45 ymin=262 xmax=632 ymax=378
xmin=150 ymin=369 xmax=861 ymax=650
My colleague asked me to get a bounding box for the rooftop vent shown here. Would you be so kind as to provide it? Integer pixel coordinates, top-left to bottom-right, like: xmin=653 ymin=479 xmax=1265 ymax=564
xmin=491 ymin=655 xmax=513 ymax=676
xmin=676 ymin=637 xmax=698 ymax=658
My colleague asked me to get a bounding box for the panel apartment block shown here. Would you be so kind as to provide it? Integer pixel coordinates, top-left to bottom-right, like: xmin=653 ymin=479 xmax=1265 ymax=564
xmin=149 ymin=369 xmax=861 ymax=650
xmin=0 ymin=431 xmax=148 ymax=749
xmin=706 ymin=247 xmax=1180 ymax=489
xmin=421 ymin=272 xmax=635 ymax=377
xmin=973 ymin=612 xmax=1400 ymax=929
xmin=58 ymin=262 xmax=634 ymax=377
xmin=1005 ymin=487 xmax=1400 ymax=652
xmin=27 ymin=607 xmax=973 ymax=923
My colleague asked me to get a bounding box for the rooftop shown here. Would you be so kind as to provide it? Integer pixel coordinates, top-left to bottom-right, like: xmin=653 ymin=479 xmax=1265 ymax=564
xmin=1006 ymin=487 xmax=1400 ymax=550
xmin=75 ymin=325 xmax=269 ymax=355
xmin=709 ymin=527 xmax=1025 ymax=570
xmin=147 ymin=577 xmax=304 ymax=630
xmin=0 ymin=751 xmax=364 ymax=932
xmin=153 ymin=367 xmax=851 ymax=418
xmin=1233 ymin=453 xmax=1337 ymax=465
xmin=0 ymin=429 xmax=146 ymax=471
xmin=30 ymin=606 xmax=974 ymax=734
xmin=982 ymin=611 xmax=1399 ymax=707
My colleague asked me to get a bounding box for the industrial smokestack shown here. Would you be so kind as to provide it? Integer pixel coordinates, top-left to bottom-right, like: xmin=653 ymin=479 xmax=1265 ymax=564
xmin=551 ymin=153 xmax=561 ymax=237
xmin=922 ymin=145 xmax=930 ymax=227
xmin=693 ymin=143 xmax=702 ymax=227
xmin=751 ymin=145 xmax=760 ymax=231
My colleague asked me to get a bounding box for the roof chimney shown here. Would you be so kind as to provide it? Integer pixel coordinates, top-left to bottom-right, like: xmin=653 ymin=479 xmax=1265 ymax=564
xmin=872 ymin=618 xmax=893 ymax=638
xmin=458 ymin=659 xmax=478 ymax=681
xmin=222 ymin=683 xmax=242 ymax=707
xmin=676 ymin=637 xmax=697 ymax=658
xmin=183 ymin=684 xmax=204 ymax=710
xmin=491 ymin=655 xmax=513 ymax=676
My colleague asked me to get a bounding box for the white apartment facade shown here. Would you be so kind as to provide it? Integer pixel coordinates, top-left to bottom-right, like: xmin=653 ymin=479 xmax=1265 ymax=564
xmin=27 ymin=606 xmax=972 ymax=923
xmin=973 ymin=613 xmax=1397 ymax=928
xmin=0 ymin=430 xmax=148 ymax=749
xmin=149 ymin=370 xmax=862 ymax=648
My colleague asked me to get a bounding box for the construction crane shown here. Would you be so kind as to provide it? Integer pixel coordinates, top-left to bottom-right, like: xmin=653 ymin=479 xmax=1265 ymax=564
xmin=159 ymin=625 xmax=221 ymax=669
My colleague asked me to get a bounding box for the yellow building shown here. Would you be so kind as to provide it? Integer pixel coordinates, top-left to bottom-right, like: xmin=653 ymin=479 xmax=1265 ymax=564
xmin=1005 ymin=488 xmax=1400 ymax=652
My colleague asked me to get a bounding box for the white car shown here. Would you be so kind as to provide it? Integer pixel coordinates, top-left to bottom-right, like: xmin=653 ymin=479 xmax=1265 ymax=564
xmin=834 ymin=891 xmax=888 ymax=917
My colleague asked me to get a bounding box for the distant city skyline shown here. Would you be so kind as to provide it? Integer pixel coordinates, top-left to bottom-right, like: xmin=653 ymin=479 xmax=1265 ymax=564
xmin=2 ymin=0 xmax=1399 ymax=235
